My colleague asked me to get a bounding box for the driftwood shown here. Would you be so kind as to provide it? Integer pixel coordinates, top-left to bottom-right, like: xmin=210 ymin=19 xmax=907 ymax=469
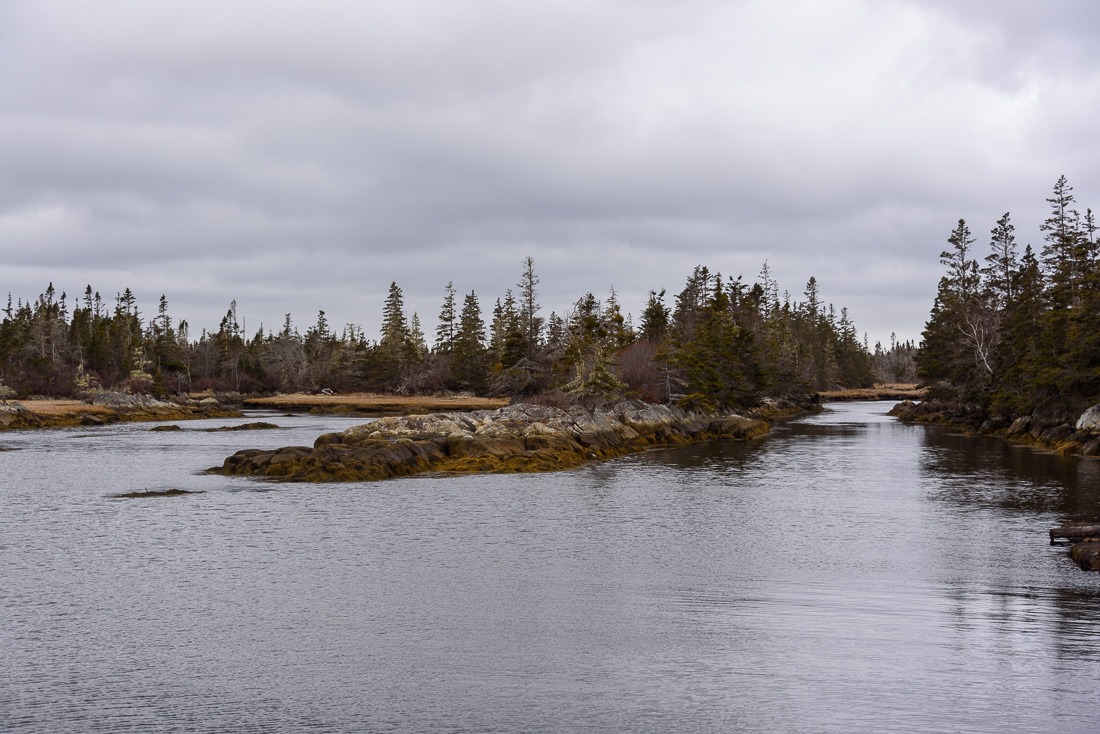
xmin=1050 ymin=524 xmax=1100 ymax=572
xmin=1049 ymin=524 xmax=1100 ymax=543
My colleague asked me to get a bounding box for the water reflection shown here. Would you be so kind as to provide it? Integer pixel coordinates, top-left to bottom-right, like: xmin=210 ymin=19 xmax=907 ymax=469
xmin=920 ymin=423 xmax=1100 ymax=518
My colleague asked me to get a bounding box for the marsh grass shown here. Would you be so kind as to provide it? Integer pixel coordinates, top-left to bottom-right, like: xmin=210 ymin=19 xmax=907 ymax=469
xmin=242 ymin=393 xmax=509 ymax=414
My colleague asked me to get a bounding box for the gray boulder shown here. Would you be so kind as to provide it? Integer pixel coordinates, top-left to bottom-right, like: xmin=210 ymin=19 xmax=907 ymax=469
xmin=87 ymin=390 xmax=176 ymax=410
xmin=1075 ymin=404 xmax=1100 ymax=431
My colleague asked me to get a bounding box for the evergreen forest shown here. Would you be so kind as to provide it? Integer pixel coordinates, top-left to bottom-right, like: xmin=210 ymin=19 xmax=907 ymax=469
xmin=918 ymin=176 xmax=1100 ymax=421
xmin=1 ymin=258 xmax=878 ymax=409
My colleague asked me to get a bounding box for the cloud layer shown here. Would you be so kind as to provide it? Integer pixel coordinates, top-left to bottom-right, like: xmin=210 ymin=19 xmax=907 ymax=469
xmin=3 ymin=0 xmax=1100 ymax=346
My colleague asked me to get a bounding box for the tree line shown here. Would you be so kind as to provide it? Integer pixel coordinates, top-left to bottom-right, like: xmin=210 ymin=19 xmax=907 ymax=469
xmin=1 ymin=256 xmax=875 ymax=408
xmin=918 ymin=175 xmax=1100 ymax=420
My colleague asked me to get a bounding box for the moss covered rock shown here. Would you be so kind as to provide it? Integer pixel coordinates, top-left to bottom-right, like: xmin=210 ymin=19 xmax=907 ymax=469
xmin=208 ymin=400 xmax=771 ymax=483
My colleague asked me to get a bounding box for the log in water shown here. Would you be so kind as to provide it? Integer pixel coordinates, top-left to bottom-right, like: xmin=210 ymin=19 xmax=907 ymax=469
xmin=1049 ymin=524 xmax=1100 ymax=542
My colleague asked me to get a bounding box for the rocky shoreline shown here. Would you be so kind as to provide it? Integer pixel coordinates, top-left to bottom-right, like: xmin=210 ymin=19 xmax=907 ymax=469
xmin=0 ymin=391 xmax=241 ymax=430
xmin=887 ymin=399 xmax=1100 ymax=457
xmin=208 ymin=399 xmax=783 ymax=482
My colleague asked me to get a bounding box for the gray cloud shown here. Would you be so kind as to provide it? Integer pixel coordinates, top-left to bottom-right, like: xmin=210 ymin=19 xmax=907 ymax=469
xmin=3 ymin=0 xmax=1099 ymax=348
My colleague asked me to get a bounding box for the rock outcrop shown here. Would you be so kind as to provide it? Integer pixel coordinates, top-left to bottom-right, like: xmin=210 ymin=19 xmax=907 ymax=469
xmin=1076 ymin=404 xmax=1100 ymax=431
xmin=1070 ymin=540 xmax=1100 ymax=571
xmin=0 ymin=401 xmax=35 ymax=428
xmin=209 ymin=400 xmax=771 ymax=482
xmin=87 ymin=391 xmax=179 ymax=411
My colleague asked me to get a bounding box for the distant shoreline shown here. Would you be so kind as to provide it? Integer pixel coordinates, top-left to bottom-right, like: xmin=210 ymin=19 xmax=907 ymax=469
xmin=0 ymin=397 xmax=240 ymax=430
xmin=241 ymin=392 xmax=510 ymax=414
xmin=817 ymin=383 xmax=925 ymax=402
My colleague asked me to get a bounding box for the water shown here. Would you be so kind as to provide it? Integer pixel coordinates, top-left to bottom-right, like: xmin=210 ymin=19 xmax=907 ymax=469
xmin=2 ymin=402 xmax=1099 ymax=733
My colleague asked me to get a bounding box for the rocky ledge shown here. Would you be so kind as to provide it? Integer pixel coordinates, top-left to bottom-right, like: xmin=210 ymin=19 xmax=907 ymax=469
xmin=208 ymin=400 xmax=771 ymax=482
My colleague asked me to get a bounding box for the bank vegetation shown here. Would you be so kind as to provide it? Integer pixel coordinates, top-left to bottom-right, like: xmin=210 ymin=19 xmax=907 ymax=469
xmin=2 ymin=259 xmax=879 ymax=412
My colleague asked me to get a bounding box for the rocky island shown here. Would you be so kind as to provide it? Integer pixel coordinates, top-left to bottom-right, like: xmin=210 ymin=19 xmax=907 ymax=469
xmin=208 ymin=399 xmax=777 ymax=482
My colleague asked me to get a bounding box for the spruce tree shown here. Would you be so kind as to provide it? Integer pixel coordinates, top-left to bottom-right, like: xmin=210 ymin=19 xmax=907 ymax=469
xmin=991 ymin=245 xmax=1047 ymax=414
xmin=561 ymin=293 xmax=623 ymax=402
xmin=639 ymin=289 xmax=669 ymax=343
xmin=451 ymin=291 xmax=488 ymax=392
xmin=435 ymin=281 xmax=457 ymax=354
xmin=984 ymin=212 xmax=1018 ymax=308
xmin=602 ymin=287 xmax=632 ymax=349
xmin=917 ymin=219 xmax=994 ymax=396
xmin=378 ymin=281 xmax=413 ymax=386
xmin=517 ymin=257 xmax=542 ymax=353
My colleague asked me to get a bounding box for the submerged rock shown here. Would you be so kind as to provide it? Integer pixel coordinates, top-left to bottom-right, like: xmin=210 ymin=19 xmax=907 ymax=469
xmin=209 ymin=400 xmax=771 ymax=483
xmin=112 ymin=488 xmax=205 ymax=498
xmin=204 ymin=422 xmax=281 ymax=432
xmin=1070 ymin=540 xmax=1100 ymax=571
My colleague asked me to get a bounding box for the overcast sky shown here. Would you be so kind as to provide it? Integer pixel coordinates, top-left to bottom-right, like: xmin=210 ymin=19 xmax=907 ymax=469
xmin=3 ymin=0 xmax=1100 ymax=348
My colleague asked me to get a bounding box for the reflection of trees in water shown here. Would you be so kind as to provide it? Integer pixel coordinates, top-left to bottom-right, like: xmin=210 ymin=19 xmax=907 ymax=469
xmin=1051 ymin=586 xmax=1100 ymax=663
xmin=634 ymin=436 xmax=768 ymax=473
xmin=939 ymin=582 xmax=1100 ymax=679
xmin=915 ymin=423 xmax=1100 ymax=673
xmin=919 ymin=426 xmax=1100 ymax=518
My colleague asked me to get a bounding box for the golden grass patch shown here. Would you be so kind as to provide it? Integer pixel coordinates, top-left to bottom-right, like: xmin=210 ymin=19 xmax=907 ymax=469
xmin=818 ymin=384 xmax=927 ymax=401
xmin=242 ymin=393 xmax=509 ymax=413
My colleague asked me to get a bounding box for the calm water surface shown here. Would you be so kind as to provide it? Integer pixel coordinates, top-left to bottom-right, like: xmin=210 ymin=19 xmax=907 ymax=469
xmin=2 ymin=402 xmax=1099 ymax=733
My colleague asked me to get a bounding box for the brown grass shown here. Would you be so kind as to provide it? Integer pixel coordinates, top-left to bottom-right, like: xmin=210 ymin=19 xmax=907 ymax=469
xmin=817 ymin=383 xmax=927 ymax=401
xmin=2 ymin=398 xmax=240 ymax=430
xmin=16 ymin=399 xmax=115 ymax=417
xmin=242 ymin=393 xmax=510 ymax=413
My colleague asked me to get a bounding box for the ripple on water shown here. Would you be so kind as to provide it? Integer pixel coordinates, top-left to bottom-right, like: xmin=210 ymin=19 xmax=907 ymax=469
xmin=2 ymin=404 xmax=1100 ymax=733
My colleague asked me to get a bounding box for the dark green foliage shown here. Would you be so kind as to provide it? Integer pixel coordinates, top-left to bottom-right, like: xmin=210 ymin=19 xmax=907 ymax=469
xmin=639 ymin=289 xmax=669 ymax=343
xmin=651 ymin=268 xmax=871 ymax=409
xmin=559 ymin=292 xmax=624 ymax=403
xmin=450 ymin=291 xmax=489 ymax=392
xmin=489 ymin=290 xmax=529 ymax=371
xmin=376 ymin=281 xmax=425 ymax=389
xmin=517 ymin=257 xmax=543 ymax=354
xmin=1 ymin=260 xmax=871 ymax=406
xmin=917 ymin=219 xmax=997 ymax=400
xmin=435 ymin=281 xmax=457 ymax=355
xmin=919 ymin=176 xmax=1100 ymax=421
xmin=670 ymin=277 xmax=762 ymax=408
